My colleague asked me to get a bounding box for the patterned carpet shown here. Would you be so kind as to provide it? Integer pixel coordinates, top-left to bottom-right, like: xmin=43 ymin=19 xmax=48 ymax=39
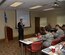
xmin=0 ymin=38 xmax=43 ymax=55
xmin=0 ymin=39 xmax=21 ymax=55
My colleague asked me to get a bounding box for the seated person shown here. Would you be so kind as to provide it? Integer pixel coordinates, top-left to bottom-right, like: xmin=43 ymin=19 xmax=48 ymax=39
xmin=45 ymin=24 xmax=52 ymax=31
xmin=50 ymin=28 xmax=57 ymax=39
xmin=62 ymin=24 xmax=65 ymax=35
xmin=57 ymin=41 xmax=65 ymax=55
xmin=54 ymin=24 xmax=64 ymax=38
xmin=40 ymin=27 xmax=46 ymax=35
xmin=35 ymin=33 xmax=42 ymax=40
xmin=42 ymin=28 xmax=54 ymax=47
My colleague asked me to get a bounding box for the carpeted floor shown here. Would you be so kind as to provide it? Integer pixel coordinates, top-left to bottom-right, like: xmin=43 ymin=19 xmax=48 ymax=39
xmin=0 ymin=38 xmax=43 ymax=55
xmin=0 ymin=39 xmax=21 ymax=55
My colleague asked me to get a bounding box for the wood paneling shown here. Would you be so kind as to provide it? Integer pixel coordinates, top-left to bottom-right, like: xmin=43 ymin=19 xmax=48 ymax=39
xmin=35 ymin=17 xmax=40 ymax=33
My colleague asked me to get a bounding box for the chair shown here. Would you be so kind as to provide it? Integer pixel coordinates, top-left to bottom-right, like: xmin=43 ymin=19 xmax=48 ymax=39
xmin=51 ymin=38 xmax=61 ymax=45
xmin=26 ymin=41 xmax=42 ymax=55
xmin=60 ymin=36 xmax=65 ymax=41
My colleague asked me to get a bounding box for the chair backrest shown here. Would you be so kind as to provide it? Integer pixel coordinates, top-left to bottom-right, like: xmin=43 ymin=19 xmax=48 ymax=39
xmin=31 ymin=41 xmax=42 ymax=52
xmin=60 ymin=35 xmax=65 ymax=41
xmin=51 ymin=38 xmax=61 ymax=45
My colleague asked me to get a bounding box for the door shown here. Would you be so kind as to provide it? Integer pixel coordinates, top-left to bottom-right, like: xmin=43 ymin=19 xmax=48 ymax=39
xmin=35 ymin=17 xmax=40 ymax=33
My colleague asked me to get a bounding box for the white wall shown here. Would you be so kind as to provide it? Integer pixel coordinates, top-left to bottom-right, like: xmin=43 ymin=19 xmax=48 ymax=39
xmin=57 ymin=15 xmax=65 ymax=26
xmin=0 ymin=10 xmax=41 ymax=39
xmin=0 ymin=9 xmax=65 ymax=39
xmin=0 ymin=10 xmax=5 ymax=39
xmin=5 ymin=10 xmax=18 ymax=37
xmin=0 ymin=10 xmax=21 ymax=39
xmin=40 ymin=17 xmax=47 ymax=27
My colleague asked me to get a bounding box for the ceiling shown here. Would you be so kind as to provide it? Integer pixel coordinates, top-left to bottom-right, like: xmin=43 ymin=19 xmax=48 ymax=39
xmin=0 ymin=0 xmax=65 ymax=12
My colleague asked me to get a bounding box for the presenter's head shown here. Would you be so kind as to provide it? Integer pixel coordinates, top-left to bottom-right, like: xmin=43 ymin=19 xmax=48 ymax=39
xmin=20 ymin=19 xmax=23 ymax=23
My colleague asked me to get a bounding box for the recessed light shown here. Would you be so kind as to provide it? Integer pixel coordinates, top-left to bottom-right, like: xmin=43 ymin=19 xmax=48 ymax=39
xmin=10 ymin=2 xmax=23 ymax=7
xmin=29 ymin=5 xmax=42 ymax=9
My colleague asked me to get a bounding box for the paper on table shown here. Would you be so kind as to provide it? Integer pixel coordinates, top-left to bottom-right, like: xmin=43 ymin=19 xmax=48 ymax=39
xmin=42 ymin=50 xmax=49 ymax=54
xmin=42 ymin=48 xmax=51 ymax=54
xmin=19 ymin=40 xmax=33 ymax=45
xmin=49 ymin=52 xmax=58 ymax=55
xmin=49 ymin=46 xmax=55 ymax=49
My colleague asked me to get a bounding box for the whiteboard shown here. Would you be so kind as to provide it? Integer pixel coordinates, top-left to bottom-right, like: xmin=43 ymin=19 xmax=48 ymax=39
xmin=16 ymin=9 xmax=31 ymax=28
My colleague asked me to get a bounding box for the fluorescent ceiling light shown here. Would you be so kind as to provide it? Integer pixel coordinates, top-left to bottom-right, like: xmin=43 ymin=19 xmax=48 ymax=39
xmin=29 ymin=5 xmax=42 ymax=9
xmin=43 ymin=8 xmax=55 ymax=11
xmin=10 ymin=2 xmax=23 ymax=7
xmin=58 ymin=0 xmax=64 ymax=1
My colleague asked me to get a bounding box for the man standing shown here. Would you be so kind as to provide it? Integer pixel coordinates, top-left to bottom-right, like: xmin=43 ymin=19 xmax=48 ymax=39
xmin=18 ymin=19 xmax=24 ymax=46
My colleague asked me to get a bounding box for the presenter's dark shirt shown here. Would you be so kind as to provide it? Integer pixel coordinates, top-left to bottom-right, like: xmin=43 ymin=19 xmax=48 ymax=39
xmin=18 ymin=22 xmax=24 ymax=40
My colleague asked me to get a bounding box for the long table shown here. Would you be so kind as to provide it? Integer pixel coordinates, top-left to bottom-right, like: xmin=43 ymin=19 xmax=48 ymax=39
xmin=19 ymin=37 xmax=40 ymax=45
xmin=41 ymin=43 xmax=63 ymax=55
xmin=19 ymin=37 xmax=42 ymax=55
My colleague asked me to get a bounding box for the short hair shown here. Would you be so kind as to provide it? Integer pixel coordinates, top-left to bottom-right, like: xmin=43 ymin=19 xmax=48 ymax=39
xmin=45 ymin=27 xmax=51 ymax=32
xmin=20 ymin=19 xmax=23 ymax=21
xmin=62 ymin=24 xmax=65 ymax=27
xmin=55 ymin=24 xmax=61 ymax=29
xmin=20 ymin=19 xmax=22 ymax=20
xmin=50 ymin=28 xmax=57 ymax=33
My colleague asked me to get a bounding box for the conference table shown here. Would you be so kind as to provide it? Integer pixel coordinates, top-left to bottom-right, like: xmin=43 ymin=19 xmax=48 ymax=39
xmin=41 ymin=43 xmax=63 ymax=55
xmin=19 ymin=37 xmax=42 ymax=55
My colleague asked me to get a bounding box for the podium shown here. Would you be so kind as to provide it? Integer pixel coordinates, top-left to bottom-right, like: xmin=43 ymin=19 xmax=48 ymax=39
xmin=6 ymin=26 xmax=13 ymax=41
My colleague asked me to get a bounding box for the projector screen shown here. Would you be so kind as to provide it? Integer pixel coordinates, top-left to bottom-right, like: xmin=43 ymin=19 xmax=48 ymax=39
xmin=16 ymin=9 xmax=31 ymax=28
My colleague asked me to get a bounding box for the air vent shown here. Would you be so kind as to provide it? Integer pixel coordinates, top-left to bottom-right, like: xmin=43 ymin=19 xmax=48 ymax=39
xmin=0 ymin=0 xmax=6 ymax=5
